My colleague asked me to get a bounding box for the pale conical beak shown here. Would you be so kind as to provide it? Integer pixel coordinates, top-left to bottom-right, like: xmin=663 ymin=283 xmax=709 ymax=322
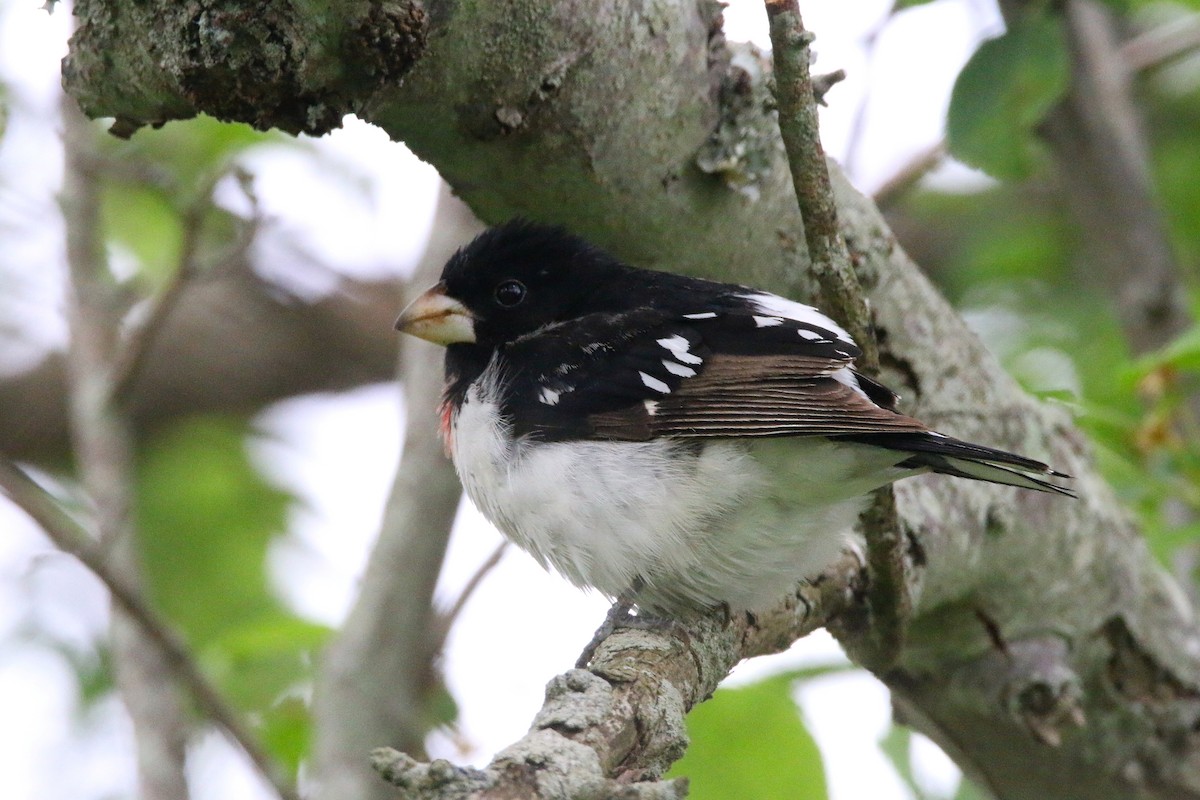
xmin=394 ymin=282 xmax=477 ymax=345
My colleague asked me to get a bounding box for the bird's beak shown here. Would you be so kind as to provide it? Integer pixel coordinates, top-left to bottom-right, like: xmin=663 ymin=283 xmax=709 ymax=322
xmin=394 ymin=282 xmax=477 ymax=345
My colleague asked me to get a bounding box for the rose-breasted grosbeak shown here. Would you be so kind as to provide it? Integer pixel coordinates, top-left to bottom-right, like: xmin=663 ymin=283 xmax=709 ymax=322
xmin=396 ymin=220 xmax=1072 ymax=614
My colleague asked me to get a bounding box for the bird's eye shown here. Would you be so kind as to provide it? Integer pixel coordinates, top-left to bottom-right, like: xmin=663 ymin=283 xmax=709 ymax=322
xmin=494 ymin=279 xmax=527 ymax=307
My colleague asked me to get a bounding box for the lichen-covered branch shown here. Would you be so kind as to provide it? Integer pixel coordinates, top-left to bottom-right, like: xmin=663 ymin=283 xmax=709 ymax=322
xmin=373 ymin=559 xmax=860 ymax=798
xmin=62 ymin=0 xmax=428 ymax=137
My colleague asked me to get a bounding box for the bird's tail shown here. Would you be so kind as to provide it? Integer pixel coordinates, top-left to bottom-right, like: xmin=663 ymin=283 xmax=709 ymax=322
xmin=837 ymin=432 xmax=1075 ymax=497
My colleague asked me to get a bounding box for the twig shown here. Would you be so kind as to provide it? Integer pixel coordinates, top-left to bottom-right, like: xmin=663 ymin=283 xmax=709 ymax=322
xmin=0 ymin=458 xmax=301 ymax=800
xmin=309 ymin=184 xmax=475 ymax=800
xmin=765 ymin=0 xmax=907 ymax=668
xmin=872 ymin=140 xmax=946 ymax=210
xmin=1122 ymin=13 xmax=1200 ymax=72
xmin=431 ymin=540 xmax=508 ymax=656
xmin=111 ymin=167 xmax=260 ymax=404
xmin=764 ymin=0 xmax=876 ymax=371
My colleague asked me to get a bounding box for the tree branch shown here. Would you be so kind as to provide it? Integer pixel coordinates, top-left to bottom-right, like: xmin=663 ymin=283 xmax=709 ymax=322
xmin=60 ymin=98 xmax=195 ymax=800
xmin=1122 ymin=12 xmax=1200 ymax=72
xmin=373 ymin=557 xmax=862 ymax=798
xmin=110 ymin=167 xmax=259 ymax=405
xmin=0 ymin=458 xmax=300 ymax=800
xmin=1035 ymin=0 xmax=1191 ymax=354
xmin=0 ymin=266 xmax=405 ymax=465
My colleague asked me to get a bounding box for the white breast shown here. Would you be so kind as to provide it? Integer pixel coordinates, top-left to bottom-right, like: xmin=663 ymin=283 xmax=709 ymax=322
xmin=450 ymin=365 xmax=902 ymax=613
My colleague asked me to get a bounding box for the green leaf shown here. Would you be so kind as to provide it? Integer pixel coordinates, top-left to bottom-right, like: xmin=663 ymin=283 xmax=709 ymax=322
xmin=260 ymin=695 xmax=313 ymax=773
xmin=947 ymin=11 xmax=1070 ymax=179
xmin=878 ymin=725 xmax=920 ymax=794
xmin=101 ymin=183 xmax=183 ymax=280
xmin=953 ymin=775 xmax=991 ymax=800
xmin=892 ymin=0 xmax=940 ymax=11
xmin=136 ymin=416 xmax=292 ymax=647
xmin=1133 ymin=325 xmax=1200 ymax=374
xmin=668 ymin=675 xmax=826 ymax=800
xmin=135 ymin=416 xmax=329 ymax=767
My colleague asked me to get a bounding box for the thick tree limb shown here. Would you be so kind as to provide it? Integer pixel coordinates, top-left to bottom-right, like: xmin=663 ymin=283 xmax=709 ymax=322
xmin=62 ymin=1 xmax=1200 ymax=798
xmin=0 ymin=265 xmax=404 ymax=465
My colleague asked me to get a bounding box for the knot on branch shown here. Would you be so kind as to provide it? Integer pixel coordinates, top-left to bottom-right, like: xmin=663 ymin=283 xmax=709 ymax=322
xmin=1001 ymin=638 xmax=1085 ymax=747
xmin=372 ymin=748 xmax=491 ymax=795
xmin=535 ymin=669 xmax=615 ymax=732
xmin=695 ymin=44 xmax=778 ymax=198
xmin=347 ymin=1 xmax=429 ymax=93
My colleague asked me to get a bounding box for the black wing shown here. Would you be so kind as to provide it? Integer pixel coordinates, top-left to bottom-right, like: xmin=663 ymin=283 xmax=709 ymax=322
xmin=496 ymin=303 xmax=1073 ymax=496
xmin=497 ymin=305 xmax=926 ymax=442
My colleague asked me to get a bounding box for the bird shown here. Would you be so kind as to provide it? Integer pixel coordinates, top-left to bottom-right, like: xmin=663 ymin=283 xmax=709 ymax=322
xmin=395 ymin=219 xmax=1072 ymax=615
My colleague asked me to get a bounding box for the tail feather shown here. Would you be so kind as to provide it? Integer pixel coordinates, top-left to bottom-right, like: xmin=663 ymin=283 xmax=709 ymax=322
xmin=836 ymin=431 xmax=1075 ymax=497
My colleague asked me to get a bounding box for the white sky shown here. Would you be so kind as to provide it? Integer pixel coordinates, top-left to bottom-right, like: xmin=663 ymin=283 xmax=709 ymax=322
xmin=0 ymin=0 xmax=1004 ymax=798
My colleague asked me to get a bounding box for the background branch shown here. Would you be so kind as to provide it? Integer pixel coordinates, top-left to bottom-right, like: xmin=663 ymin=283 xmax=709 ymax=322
xmin=60 ymin=98 xmax=194 ymax=800
xmin=0 ymin=457 xmax=299 ymax=800
xmin=0 ymin=266 xmax=404 ymax=465
xmin=309 ymin=185 xmax=480 ymax=800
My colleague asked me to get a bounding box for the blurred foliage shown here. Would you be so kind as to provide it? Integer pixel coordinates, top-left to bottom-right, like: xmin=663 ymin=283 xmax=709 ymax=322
xmin=75 ymin=114 xmax=322 ymax=773
xmin=94 ymin=115 xmax=278 ymax=287
xmin=947 ymin=9 xmax=1070 ymax=180
xmin=668 ymin=672 xmax=827 ymax=800
xmin=896 ymin=3 xmax=1200 ymax=579
xmin=137 ymin=415 xmax=329 ymax=771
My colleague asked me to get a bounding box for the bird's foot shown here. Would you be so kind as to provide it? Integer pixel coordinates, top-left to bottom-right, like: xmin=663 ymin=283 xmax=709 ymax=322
xmin=576 ymin=593 xmax=638 ymax=668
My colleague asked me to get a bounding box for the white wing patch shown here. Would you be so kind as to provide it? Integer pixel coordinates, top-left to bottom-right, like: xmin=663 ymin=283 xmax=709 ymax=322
xmin=682 ymin=312 xmax=718 ymax=320
xmin=539 ymin=387 xmax=562 ymax=405
xmin=657 ymin=335 xmax=703 ymax=365
xmin=753 ymin=315 xmax=785 ymax=327
xmin=742 ymin=291 xmax=855 ymax=345
xmin=831 ymin=366 xmax=870 ymax=400
xmin=639 ymin=371 xmax=672 ymax=394
xmin=662 ymin=359 xmax=698 ymax=378
xmin=798 ymin=329 xmax=826 ymax=342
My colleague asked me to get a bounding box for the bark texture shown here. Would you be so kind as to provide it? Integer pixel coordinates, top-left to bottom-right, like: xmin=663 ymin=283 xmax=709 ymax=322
xmin=61 ymin=1 xmax=1200 ymax=798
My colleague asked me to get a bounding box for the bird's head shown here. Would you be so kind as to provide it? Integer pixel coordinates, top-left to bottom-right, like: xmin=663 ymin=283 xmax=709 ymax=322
xmin=395 ymin=219 xmax=627 ymax=348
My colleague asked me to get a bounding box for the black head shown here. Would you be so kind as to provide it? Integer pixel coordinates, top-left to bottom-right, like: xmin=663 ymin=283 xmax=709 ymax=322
xmin=435 ymin=219 xmax=629 ymax=346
